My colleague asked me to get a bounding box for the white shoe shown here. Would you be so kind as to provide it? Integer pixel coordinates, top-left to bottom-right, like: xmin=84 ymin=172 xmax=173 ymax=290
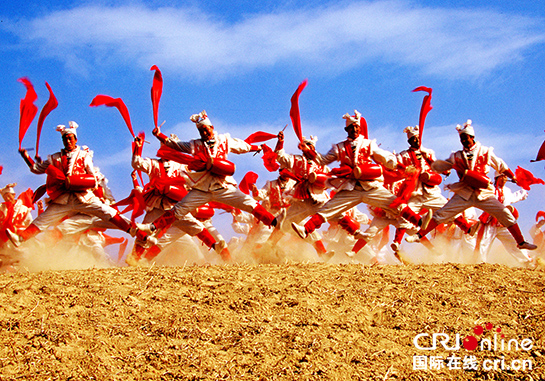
xmin=345 ymin=251 xmax=355 ymax=258
xmin=323 ymin=250 xmax=335 ymax=260
xmin=517 ymin=241 xmax=538 ymax=250
xmin=144 ymin=235 xmax=158 ymax=247
xmin=136 ymin=223 xmax=156 ymax=235
xmin=405 ymin=234 xmax=421 ymax=243
xmin=274 ymin=208 xmax=287 ymax=230
xmin=5 ymin=229 xmax=23 ymax=247
xmin=125 ymin=251 xmax=139 ymax=267
xmin=214 ymin=240 xmax=227 ymax=254
xmin=291 ymin=222 xmax=308 ymax=239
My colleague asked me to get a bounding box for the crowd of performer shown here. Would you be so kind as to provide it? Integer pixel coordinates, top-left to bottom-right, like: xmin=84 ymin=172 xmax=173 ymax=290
xmin=2 ymin=82 xmax=545 ymax=272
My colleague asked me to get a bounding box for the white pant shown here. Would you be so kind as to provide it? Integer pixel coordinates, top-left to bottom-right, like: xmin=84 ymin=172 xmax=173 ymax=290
xmin=32 ymin=197 xmax=119 ymax=231
xmin=316 ymin=184 xmax=400 ymax=222
xmin=173 ymin=186 xmax=258 ymax=219
xmin=433 ymin=193 xmax=516 ymax=228
xmin=478 ymin=224 xmax=532 ymax=265
xmin=144 ymin=208 xmax=205 ymax=236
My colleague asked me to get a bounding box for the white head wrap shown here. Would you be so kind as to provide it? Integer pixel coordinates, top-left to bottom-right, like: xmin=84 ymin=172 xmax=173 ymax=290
xmin=404 ymin=125 xmax=419 ymax=139
xmin=456 ymin=119 xmax=474 ymax=136
xmin=1 ymin=183 xmax=16 ymax=196
xmin=190 ymin=110 xmax=213 ymax=128
xmin=343 ymin=110 xmax=362 ymax=127
xmin=302 ymin=135 xmax=318 ymax=146
xmin=56 ymin=121 xmax=79 ymax=138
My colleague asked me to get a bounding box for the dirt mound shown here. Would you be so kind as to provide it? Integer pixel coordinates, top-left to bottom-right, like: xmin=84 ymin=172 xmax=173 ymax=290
xmin=0 ymin=263 xmax=543 ymax=380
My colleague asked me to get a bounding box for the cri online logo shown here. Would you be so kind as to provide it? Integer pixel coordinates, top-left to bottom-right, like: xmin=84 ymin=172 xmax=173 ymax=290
xmin=414 ymin=323 xmax=533 ymax=352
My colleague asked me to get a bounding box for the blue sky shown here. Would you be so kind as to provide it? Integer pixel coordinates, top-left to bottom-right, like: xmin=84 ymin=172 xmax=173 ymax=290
xmin=1 ymin=0 xmax=545 ymax=237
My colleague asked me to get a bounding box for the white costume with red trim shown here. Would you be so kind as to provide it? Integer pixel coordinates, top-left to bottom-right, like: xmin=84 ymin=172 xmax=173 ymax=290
xmin=396 ymin=146 xmax=446 ymax=213
xmin=275 ymin=149 xmax=330 ymax=234
xmin=313 ymin=135 xmax=400 ymax=220
xmin=254 ymin=177 xmax=295 ymax=214
xmin=430 ymin=142 xmax=516 ymax=228
xmin=0 ymin=200 xmax=33 ymax=235
xmin=28 ymin=146 xmax=125 ymax=231
xmin=163 ymin=132 xmax=261 ymax=217
xmin=132 ymin=154 xmax=205 ymax=232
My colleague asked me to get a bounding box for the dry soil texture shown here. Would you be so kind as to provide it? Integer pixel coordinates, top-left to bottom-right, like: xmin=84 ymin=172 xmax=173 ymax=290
xmin=0 ymin=263 xmax=543 ymax=380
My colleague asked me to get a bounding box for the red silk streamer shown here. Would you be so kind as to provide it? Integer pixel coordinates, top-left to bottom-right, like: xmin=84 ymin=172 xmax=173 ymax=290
xmin=132 ymin=131 xmax=146 ymax=185
xmin=239 ymin=171 xmax=259 ymax=194
xmin=17 ymin=77 xmax=38 ymax=150
xmin=113 ymin=188 xmax=146 ymax=222
xmin=244 ymin=131 xmax=277 ymax=144
xmin=261 ymin=144 xmax=280 ymax=172
xmin=36 ymin=82 xmax=59 ymax=156
xmin=0 ymin=202 xmax=15 ymax=242
xmin=150 ymin=65 xmax=163 ymax=129
xmin=17 ymin=188 xmax=35 ymax=209
xmin=531 ymin=139 xmax=545 ymax=162
xmin=290 ymin=79 xmax=308 ymax=142
xmin=90 ymin=95 xmax=135 ymax=137
xmin=515 ymin=166 xmax=545 ymax=191
xmin=412 ymin=86 xmax=433 ymax=147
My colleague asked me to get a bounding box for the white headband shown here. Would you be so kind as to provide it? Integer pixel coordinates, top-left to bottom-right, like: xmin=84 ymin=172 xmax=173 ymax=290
xmin=456 ymin=119 xmax=474 ymax=136
xmin=56 ymin=121 xmax=79 ymax=137
xmin=190 ymin=110 xmax=213 ymax=128
xmin=404 ymin=125 xmax=419 ymax=139
xmin=343 ymin=110 xmax=362 ymax=127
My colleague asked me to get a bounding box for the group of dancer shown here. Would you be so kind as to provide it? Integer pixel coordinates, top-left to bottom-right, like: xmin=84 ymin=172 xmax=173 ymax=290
xmin=2 ymin=78 xmax=545 ymax=271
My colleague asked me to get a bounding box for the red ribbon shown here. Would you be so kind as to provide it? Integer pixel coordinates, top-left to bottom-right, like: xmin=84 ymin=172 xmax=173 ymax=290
xmin=150 ymin=65 xmax=163 ymax=129
xmin=412 ymin=86 xmax=433 ymax=147
xmin=290 ymin=79 xmax=308 ymax=142
xmin=244 ymin=131 xmax=277 ymax=144
xmin=36 ymin=82 xmax=58 ymax=156
xmin=90 ymin=95 xmax=135 ymax=137
xmin=17 ymin=77 xmax=38 ymax=150
xmin=515 ymin=166 xmax=545 ymax=191
xmin=531 ymin=139 xmax=545 ymax=162
xmin=239 ymin=171 xmax=259 ymax=194
xmin=261 ymin=144 xmax=280 ymax=172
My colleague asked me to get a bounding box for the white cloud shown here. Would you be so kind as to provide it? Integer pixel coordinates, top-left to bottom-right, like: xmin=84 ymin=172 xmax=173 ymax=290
xmin=5 ymin=1 xmax=545 ymax=80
